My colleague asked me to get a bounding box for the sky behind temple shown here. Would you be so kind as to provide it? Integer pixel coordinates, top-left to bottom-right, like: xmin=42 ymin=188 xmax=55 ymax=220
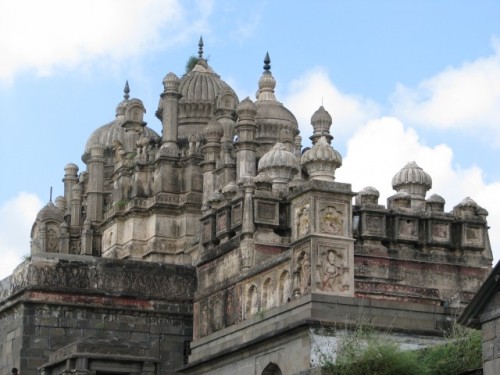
xmin=1 ymin=0 xmax=500 ymax=279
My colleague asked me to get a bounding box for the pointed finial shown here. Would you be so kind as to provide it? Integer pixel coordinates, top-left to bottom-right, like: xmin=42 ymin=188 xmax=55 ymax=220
xmin=123 ymin=80 xmax=130 ymax=100
xmin=49 ymin=186 xmax=53 ymax=203
xmin=263 ymin=52 xmax=271 ymax=72
xmin=198 ymin=36 xmax=204 ymax=59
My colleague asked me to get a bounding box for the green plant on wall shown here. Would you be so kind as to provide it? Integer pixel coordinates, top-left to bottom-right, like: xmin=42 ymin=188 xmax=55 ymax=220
xmin=318 ymin=322 xmax=481 ymax=375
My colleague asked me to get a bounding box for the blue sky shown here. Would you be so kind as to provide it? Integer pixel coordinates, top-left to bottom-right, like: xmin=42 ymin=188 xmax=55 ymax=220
xmin=1 ymin=0 xmax=500 ymax=278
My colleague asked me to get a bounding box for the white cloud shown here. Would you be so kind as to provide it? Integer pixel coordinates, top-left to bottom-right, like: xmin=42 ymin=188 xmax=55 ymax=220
xmin=284 ymin=67 xmax=380 ymax=144
xmin=0 ymin=192 xmax=42 ymax=280
xmin=391 ymin=39 xmax=500 ymax=144
xmin=0 ymin=0 xmax=213 ymax=82
xmin=336 ymin=117 xmax=500 ymax=263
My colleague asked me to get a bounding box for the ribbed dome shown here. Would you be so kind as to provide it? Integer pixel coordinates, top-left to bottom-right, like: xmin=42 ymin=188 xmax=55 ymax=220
xmin=83 ymin=120 xmax=160 ymax=162
xmin=301 ymin=136 xmax=342 ymax=181
xmin=237 ymin=97 xmax=258 ymax=117
xmin=310 ymin=106 xmax=333 ymax=144
xmin=204 ymin=118 xmax=223 ymax=142
xmin=36 ymin=202 xmax=64 ymax=222
xmin=162 ymin=72 xmax=181 ymax=91
xmin=258 ymin=142 xmax=298 ymax=183
xmin=179 ymin=59 xmax=237 ymax=103
xmin=392 ymin=162 xmax=432 ymax=198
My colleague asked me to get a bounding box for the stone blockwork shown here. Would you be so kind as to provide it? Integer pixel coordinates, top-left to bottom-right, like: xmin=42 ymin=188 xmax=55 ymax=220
xmin=1 ymin=40 xmax=494 ymax=374
xmin=0 ymin=254 xmax=195 ymax=375
xmin=460 ymin=260 xmax=500 ymax=375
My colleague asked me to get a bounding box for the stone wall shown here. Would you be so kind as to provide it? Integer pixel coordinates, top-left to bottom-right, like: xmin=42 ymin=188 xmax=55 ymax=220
xmin=0 ymin=254 xmax=196 ymax=375
xmin=480 ymin=292 xmax=500 ymax=375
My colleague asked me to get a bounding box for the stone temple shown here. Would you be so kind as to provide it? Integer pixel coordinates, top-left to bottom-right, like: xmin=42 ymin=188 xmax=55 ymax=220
xmin=0 ymin=39 xmax=493 ymax=375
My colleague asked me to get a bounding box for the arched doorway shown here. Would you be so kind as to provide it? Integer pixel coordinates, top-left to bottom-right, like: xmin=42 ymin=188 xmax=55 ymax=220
xmin=262 ymin=362 xmax=282 ymax=375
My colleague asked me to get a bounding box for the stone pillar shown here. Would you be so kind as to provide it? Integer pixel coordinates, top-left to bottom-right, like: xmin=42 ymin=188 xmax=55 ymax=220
xmin=216 ymin=107 xmax=237 ymax=187
xmin=235 ymin=98 xmax=257 ymax=180
xmin=70 ymin=184 xmax=82 ymax=226
xmin=201 ymin=118 xmax=223 ymax=207
xmin=59 ymin=222 xmax=69 ymax=254
xmin=240 ymin=177 xmax=255 ymax=269
xmin=81 ymin=218 xmax=93 ymax=255
xmin=159 ymin=72 xmax=181 ymax=151
xmin=63 ymin=163 xmax=79 ymax=214
xmin=86 ymin=145 xmax=105 ymax=223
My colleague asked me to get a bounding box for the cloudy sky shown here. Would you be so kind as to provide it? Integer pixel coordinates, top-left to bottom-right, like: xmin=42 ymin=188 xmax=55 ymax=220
xmin=1 ymin=0 xmax=500 ymax=279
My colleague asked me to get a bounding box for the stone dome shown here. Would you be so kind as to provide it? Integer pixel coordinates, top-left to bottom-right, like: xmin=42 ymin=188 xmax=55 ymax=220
xmin=179 ymin=58 xmax=237 ymax=104
xmin=254 ymin=53 xmax=298 ymax=155
xmin=392 ymin=161 xmax=432 ymax=198
xmin=204 ymin=118 xmax=223 ymax=142
xmin=258 ymin=142 xmax=298 ymax=183
xmin=83 ymin=120 xmax=160 ymax=163
xmin=64 ymin=163 xmax=79 ymax=174
xmin=355 ymin=186 xmax=380 ymax=206
xmin=427 ymin=194 xmax=445 ymax=204
xmin=301 ymin=136 xmax=342 ymax=181
xmin=310 ymin=106 xmax=333 ymax=144
xmin=83 ymin=87 xmax=160 ymax=163
xmin=162 ymin=72 xmax=181 ymax=91
xmin=36 ymin=202 xmax=64 ymax=222
xmin=236 ymin=97 xmax=258 ymax=118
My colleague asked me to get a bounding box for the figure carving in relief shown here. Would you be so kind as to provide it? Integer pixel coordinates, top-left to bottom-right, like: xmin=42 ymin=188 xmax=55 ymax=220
xmin=188 ymin=133 xmax=203 ymax=156
xmin=321 ymin=249 xmax=343 ymax=292
xmin=296 ymin=204 xmax=310 ymax=237
xmin=299 ymin=252 xmax=311 ymax=295
xmin=46 ymin=227 xmax=58 ymax=252
xmin=113 ymin=140 xmax=126 ymax=163
xmin=433 ymin=224 xmax=448 ymax=239
xmin=321 ymin=206 xmax=343 ymax=235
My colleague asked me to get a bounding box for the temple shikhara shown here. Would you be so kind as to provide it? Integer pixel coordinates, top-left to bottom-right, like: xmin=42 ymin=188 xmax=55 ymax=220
xmin=0 ymin=39 xmax=493 ymax=375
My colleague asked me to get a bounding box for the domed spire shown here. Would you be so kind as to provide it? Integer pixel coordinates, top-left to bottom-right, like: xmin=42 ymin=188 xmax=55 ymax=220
xmin=124 ymin=80 xmax=130 ymax=100
xmin=256 ymin=52 xmax=277 ymax=101
xmin=310 ymin=106 xmax=333 ymax=145
xmin=198 ymin=36 xmax=204 ymax=59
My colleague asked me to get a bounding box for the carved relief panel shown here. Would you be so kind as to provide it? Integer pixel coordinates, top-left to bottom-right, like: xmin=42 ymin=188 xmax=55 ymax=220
xmin=291 ymin=195 xmax=312 ymax=240
xmin=462 ymin=224 xmax=484 ymax=248
xmin=231 ymin=202 xmax=242 ymax=228
xmin=361 ymin=213 xmax=386 ymax=237
xmin=313 ymin=240 xmax=354 ymax=296
xmin=429 ymin=222 xmax=450 ymax=243
xmin=216 ymin=208 xmax=230 ymax=236
xmin=254 ymin=200 xmax=279 ymax=225
xmin=318 ymin=203 xmax=346 ymax=236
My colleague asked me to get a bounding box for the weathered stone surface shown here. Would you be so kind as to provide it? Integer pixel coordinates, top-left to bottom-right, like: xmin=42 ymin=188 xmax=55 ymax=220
xmin=1 ymin=45 xmax=493 ymax=375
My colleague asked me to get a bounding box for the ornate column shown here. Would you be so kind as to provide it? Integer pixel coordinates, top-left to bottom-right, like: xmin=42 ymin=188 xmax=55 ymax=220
xmin=158 ymin=72 xmax=181 ymax=151
xmin=201 ymin=118 xmax=223 ymax=208
xmin=86 ymin=144 xmax=105 ymax=223
xmin=240 ymin=177 xmax=255 ymax=270
xmin=63 ymin=163 xmax=79 ymax=214
xmin=235 ymin=98 xmax=257 ymax=180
